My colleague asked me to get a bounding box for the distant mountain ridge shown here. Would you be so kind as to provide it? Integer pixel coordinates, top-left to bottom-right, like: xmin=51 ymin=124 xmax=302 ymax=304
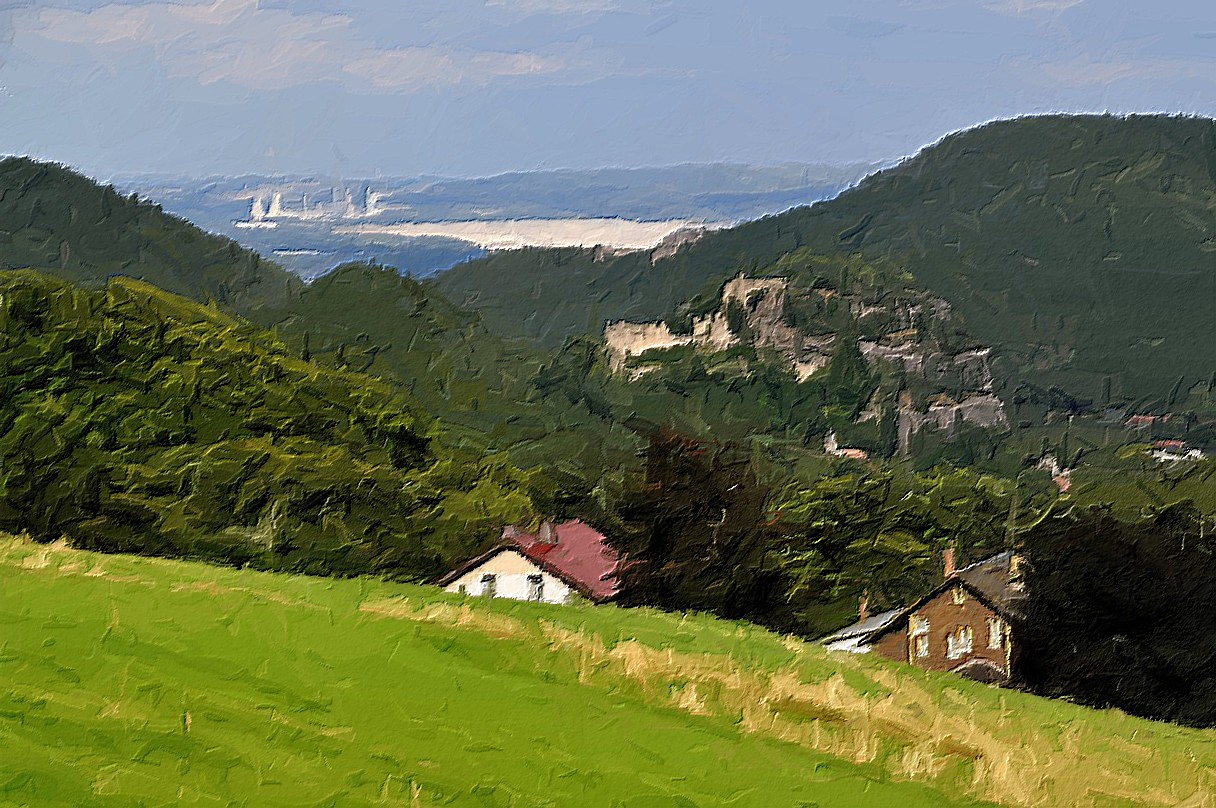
xmin=112 ymin=161 xmax=875 ymax=279
xmin=116 ymin=161 xmax=875 ymax=224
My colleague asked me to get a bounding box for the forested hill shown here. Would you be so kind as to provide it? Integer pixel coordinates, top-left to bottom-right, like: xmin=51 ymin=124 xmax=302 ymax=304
xmin=0 ymin=157 xmax=300 ymax=313
xmin=0 ymin=157 xmax=623 ymax=470
xmin=0 ymin=270 xmax=533 ymax=580
xmin=435 ymin=114 xmax=1216 ymax=409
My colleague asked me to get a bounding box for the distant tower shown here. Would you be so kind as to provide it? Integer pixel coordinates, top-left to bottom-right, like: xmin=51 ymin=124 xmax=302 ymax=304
xmin=344 ymin=189 xmax=359 ymax=219
xmin=249 ymin=196 xmax=266 ymax=222
xmin=268 ymin=191 xmax=285 ymax=219
xmin=364 ymin=187 xmax=381 ymax=217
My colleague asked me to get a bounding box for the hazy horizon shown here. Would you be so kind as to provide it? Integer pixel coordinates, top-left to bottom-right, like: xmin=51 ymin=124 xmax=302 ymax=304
xmin=4 ymin=1 xmax=1216 ymax=180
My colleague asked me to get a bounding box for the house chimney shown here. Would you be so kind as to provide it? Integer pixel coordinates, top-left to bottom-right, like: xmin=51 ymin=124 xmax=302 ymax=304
xmin=859 ymin=591 xmax=869 ymax=623
xmin=943 ymin=547 xmax=957 ymax=579
xmin=538 ymin=520 xmax=557 ymax=544
xmin=1009 ymin=553 xmax=1024 ymax=585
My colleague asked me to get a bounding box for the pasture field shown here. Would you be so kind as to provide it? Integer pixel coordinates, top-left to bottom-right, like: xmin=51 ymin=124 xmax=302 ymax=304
xmin=0 ymin=536 xmax=1212 ymax=807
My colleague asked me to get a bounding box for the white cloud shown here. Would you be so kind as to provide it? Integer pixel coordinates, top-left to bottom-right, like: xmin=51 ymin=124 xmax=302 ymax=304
xmin=484 ymin=0 xmax=620 ymax=13
xmin=1038 ymin=55 xmax=1216 ymax=86
xmin=26 ymin=0 xmax=570 ymax=91
xmin=345 ymin=47 xmax=564 ymax=89
xmin=983 ymin=0 xmax=1084 ymax=14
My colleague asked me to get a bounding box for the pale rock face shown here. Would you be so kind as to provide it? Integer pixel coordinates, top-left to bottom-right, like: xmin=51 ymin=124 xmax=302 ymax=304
xmin=604 ymin=274 xmax=832 ymax=380
xmin=603 ymin=321 xmax=694 ymax=371
xmin=649 ymin=227 xmax=708 ymax=264
xmin=691 ymin=313 xmax=736 ymax=353
xmin=897 ymin=391 xmax=1009 ymax=454
xmin=792 ymin=355 xmax=830 ymax=381
xmin=603 ymin=275 xmax=1008 ymax=453
xmin=859 ymin=340 xmax=926 ymax=374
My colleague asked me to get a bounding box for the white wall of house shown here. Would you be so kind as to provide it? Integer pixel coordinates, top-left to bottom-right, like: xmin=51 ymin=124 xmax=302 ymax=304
xmin=443 ymin=549 xmax=574 ymax=605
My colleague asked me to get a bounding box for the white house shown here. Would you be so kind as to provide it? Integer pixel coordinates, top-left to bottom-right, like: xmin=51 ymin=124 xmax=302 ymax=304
xmin=438 ymin=546 xmax=576 ymax=605
xmin=435 ymin=520 xmax=622 ymax=605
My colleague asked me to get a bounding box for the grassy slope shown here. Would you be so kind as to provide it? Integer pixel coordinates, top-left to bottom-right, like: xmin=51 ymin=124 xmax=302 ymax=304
xmin=2 ymin=537 xmax=1213 ymax=807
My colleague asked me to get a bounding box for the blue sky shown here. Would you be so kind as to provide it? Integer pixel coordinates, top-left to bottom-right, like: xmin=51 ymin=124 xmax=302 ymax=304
xmin=2 ymin=0 xmax=1215 ymax=178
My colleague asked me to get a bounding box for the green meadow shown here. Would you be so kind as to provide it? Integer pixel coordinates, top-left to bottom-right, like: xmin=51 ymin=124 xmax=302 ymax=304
xmin=0 ymin=536 xmax=1212 ymax=807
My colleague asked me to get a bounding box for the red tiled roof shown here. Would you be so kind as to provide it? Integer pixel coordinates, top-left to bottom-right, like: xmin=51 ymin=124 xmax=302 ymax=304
xmin=511 ymin=520 xmax=622 ymax=602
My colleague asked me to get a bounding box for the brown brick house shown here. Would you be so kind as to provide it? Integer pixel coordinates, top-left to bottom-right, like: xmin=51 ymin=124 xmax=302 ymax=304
xmin=823 ymin=551 xmax=1025 ymax=684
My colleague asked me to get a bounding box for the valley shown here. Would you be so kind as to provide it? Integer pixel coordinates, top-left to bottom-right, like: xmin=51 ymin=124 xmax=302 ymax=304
xmin=8 ymin=1 xmax=1215 ymax=803
xmin=3 ymin=113 xmax=1216 ymax=805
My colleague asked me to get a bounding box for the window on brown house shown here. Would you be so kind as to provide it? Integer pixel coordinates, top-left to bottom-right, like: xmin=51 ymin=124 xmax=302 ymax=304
xmin=951 ymin=587 xmax=966 ymax=605
xmin=910 ymin=616 xmax=930 ymax=658
xmin=988 ymin=617 xmax=1004 ymax=649
xmin=946 ymin=625 xmax=973 ymax=659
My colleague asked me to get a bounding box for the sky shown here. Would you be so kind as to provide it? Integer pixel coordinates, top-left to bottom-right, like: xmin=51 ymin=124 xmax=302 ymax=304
xmin=2 ymin=0 xmax=1216 ymax=179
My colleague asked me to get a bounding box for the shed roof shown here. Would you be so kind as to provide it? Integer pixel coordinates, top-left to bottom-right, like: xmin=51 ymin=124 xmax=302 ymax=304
xmin=821 ymin=609 xmax=902 ymax=644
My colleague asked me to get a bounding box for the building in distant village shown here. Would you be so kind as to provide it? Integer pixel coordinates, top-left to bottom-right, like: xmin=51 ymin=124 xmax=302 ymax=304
xmin=435 ymin=520 xmax=622 ymax=605
xmin=822 ymin=550 xmax=1025 ymax=684
xmin=1150 ymin=440 xmax=1204 ymax=463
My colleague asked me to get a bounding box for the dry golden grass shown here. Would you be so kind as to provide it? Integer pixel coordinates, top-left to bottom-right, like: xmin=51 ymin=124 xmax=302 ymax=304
xmin=365 ymin=595 xmax=1216 ymax=808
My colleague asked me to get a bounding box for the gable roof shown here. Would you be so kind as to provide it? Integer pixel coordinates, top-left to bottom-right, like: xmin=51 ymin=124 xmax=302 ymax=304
xmin=434 ymin=519 xmax=622 ymax=603
xmin=953 ymin=552 xmax=1025 ymax=617
xmin=512 ymin=520 xmax=622 ymax=602
xmin=855 ymin=552 xmax=1026 ymax=645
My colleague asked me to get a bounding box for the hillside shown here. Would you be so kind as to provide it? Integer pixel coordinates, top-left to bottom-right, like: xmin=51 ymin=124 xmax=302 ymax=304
xmin=0 ymin=157 xmax=299 ymax=313
xmin=0 ymin=157 xmax=638 ymax=477
xmin=268 ymin=261 xmax=637 ymax=472
xmin=435 ymin=114 xmax=1216 ymax=415
xmin=2 ymin=535 xmax=1213 ymax=807
xmin=0 ymin=270 xmax=531 ymax=580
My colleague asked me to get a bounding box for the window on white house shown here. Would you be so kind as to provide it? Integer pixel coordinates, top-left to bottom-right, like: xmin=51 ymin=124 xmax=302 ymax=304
xmin=946 ymin=625 xmax=973 ymax=659
xmin=988 ymin=617 xmax=1004 ymax=649
xmin=457 ymin=583 xmax=468 ymax=595
xmin=527 ymin=574 xmax=544 ymax=601
xmin=481 ymin=573 xmax=497 ymax=598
